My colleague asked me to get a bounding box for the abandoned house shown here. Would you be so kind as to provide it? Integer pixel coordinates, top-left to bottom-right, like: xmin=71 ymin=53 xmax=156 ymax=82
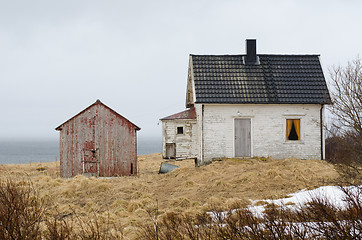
xmin=55 ymin=100 xmax=140 ymax=177
xmin=161 ymin=39 xmax=331 ymax=165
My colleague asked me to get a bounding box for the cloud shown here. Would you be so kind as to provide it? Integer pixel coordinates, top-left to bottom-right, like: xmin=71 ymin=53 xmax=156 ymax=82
xmin=0 ymin=0 xmax=361 ymax=139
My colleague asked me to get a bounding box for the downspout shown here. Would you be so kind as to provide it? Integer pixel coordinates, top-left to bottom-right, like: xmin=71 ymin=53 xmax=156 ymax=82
xmin=135 ymin=130 xmax=138 ymax=176
xmin=201 ymin=104 xmax=204 ymax=166
xmin=320 ymin=104 xmax=324 ymax=160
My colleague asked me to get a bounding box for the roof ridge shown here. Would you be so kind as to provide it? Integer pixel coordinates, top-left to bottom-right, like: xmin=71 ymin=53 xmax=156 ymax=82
xmin=190 ymin=54 xmax=321 ymax=56
xmin=55 ymin=100 xmax=141 ymax=131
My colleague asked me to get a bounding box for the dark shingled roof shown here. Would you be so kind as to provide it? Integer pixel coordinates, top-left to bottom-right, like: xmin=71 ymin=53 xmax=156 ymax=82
xmin=160 ymin=107 xmax=196 ymax=120
xmin=191 ymin=54 xmax=331 ymax=104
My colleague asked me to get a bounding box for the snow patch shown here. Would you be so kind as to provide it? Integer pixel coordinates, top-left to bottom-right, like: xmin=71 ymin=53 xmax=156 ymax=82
xmin=208 ymin=185 xmax=361 ymax=220
xmin=249 ymin=185 xmax=361 ymax=216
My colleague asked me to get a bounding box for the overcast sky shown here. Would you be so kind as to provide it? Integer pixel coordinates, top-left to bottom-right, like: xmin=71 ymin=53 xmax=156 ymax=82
xmin=0 ymin=0 xmax=361 ymax=141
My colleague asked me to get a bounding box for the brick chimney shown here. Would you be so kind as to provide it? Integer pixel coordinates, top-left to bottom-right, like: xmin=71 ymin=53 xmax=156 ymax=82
xmin=245 ymin=39 xmax=259 ymax=65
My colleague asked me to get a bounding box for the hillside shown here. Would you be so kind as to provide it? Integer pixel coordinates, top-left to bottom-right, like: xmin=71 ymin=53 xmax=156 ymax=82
xmin=0 ymin=154 xmax=340 ymax=239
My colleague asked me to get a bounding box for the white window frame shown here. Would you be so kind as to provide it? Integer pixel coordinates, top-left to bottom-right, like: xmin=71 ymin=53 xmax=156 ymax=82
xmin=283 ymin=115 xmax=304 ymax=143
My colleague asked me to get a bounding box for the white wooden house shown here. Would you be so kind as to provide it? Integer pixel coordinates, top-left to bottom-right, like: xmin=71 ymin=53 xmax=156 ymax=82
xmin=161 ymin=39 xmax=331 ymax=165
xmin=160 ymin=107 xmax=198 ymax=159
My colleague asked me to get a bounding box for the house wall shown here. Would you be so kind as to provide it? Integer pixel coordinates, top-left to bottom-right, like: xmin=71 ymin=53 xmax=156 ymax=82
xmin=59 ymin=104 xmax=137 ymax=177
xmin=162 ymin=119 xmax=198 ymax=159
xmin=199 ymin=104 xmax=324 ymax=164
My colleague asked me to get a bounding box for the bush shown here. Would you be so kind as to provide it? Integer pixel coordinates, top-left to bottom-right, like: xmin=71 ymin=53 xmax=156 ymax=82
xmin=138 ymin=186 xmax=362 ymax=240
xmin=0 ymin=177 xmax=123 ymax=240
xmin=0 ymin=178 xmax=46 ymax=240
xmin=325 ymin=134 xmax=362 ymax=183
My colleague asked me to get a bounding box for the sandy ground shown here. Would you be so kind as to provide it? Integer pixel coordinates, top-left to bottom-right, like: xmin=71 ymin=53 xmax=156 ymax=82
xmin=0 ymin=153 xmax=341 ymax=239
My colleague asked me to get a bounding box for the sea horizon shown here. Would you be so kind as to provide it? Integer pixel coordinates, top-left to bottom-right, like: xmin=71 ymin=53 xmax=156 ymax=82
xmin=0 ymin=137 xmax=162 ymax=164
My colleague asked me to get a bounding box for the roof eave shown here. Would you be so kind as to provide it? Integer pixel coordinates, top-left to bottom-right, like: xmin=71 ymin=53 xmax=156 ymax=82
xmin=160 ymin=117 xmax=195 ymax=121
xmin=194 ymin=101 xmax=332 ymax=105
xmin=55 ymin=100 xmax=141 ymax=131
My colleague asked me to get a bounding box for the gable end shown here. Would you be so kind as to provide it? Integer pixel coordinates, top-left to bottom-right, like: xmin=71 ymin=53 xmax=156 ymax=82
xmin=55 ymin=100 xmax=141 ymax=131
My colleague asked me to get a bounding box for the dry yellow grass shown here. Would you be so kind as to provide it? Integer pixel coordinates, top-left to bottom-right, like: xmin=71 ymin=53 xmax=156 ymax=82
xmin=0 ymin=153 xmax=340 ymax=239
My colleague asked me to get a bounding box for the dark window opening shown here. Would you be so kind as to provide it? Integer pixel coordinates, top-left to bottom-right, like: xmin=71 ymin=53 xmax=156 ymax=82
xmin=131 ymin=163 xmax=133 ymax=175
xmin=288 ymin=124 xmax=299 ymax=140
xmin=286 ymin=119 xmax=300 ymax=141
xmin=177 ymin=127 xmax=184 ymax=134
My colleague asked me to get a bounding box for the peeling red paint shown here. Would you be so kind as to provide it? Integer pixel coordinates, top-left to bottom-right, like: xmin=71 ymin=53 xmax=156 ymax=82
xmin=56 ymin=100 xmax=140 ymax=178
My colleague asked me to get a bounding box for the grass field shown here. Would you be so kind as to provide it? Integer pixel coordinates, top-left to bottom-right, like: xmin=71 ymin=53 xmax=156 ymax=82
xmin=0 ymin=153 xmax=341 ymax=239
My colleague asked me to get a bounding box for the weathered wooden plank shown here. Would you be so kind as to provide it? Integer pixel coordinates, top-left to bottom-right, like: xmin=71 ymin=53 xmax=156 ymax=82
xmin=57 ymin=100 xmax=139 ymax=177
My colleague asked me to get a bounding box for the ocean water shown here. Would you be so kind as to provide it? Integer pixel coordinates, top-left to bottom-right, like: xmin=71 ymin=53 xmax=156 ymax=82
xmin=0 ymin=138 xmax=161 ymax=164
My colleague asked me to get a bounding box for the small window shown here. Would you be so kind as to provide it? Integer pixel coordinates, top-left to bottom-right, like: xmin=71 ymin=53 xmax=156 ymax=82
xmin=177 ymin=126 xmax=184 ymax=134
xmin=286 ymin=119 xmax=300 ymax=140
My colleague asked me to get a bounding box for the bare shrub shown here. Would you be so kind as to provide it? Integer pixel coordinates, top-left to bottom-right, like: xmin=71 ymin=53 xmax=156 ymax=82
xmin=0 ymin=176 xmax=124 ymax=240
xmin=138 ymin=186 xmax=362 ymax=240
xmin=44 ymin=209 xmax=123 ymax=240
xmin=43 ymin=214 xmax=74 ymax=240
xmin=0 ymin=177 xmax=47 ymax=240
xmin=138 ymin=210 xmax=214 ymax=240
xmin=326 ymin=57 xmax=362 ymax=181
xmin=74 ymin=211 xmax=123 ymax=240
xmin=292 ymin=186 xmax=362 ymax=239
xmin=329 ymin=57 xmax=362 ymax=138
xmin=223 ymin=207 xmax=264 ymax=239
xmin=325 ymin=134 xmax=362 ymax=183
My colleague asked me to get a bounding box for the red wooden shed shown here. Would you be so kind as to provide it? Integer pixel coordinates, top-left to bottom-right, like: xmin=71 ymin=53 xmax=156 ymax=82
xmin=55 ymin=100 xmax=140 ymax=178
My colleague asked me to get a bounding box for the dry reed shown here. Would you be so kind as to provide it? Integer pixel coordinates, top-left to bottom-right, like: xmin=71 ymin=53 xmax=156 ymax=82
xmin=0 ymin=153 xmax=341 ymax=239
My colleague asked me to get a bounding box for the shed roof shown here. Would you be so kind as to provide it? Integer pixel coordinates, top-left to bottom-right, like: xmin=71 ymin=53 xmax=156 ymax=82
xmin=55 ymin=100 xmax=141 ymax=131
xmin=190 ymin=54 xmax=331 ymax=104
xmin=160 ymin=107 xmax=196 ymax=120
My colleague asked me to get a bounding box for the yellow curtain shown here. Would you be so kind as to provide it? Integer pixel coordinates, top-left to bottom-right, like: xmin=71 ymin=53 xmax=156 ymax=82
xmin=293 ymin=119 xmax=300 ymax=140
xmin=286 ymin=119 xmax=293 ymax=139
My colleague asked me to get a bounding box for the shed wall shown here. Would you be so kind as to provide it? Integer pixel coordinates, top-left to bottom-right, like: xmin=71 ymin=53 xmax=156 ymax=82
xmin=59 ymin=104 xmax=137 ymax=177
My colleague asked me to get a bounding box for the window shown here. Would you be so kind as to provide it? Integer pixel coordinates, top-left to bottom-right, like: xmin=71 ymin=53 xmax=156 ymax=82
xmin=177 ymin=126 xmax=184 ymax=134
xmin=286 ymin=119 xmax=300 ymax=140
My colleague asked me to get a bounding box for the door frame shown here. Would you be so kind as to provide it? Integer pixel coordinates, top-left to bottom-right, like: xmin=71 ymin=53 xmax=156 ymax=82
xmin=165 ymin=143 xmax=176 ymax=159
xmin=82 ymin=116 xmax=99 ymax=177
xmin=233 ymin=118 xmax=253 ymax=157
xmin=82 ymin=146 xmax=99 ymax=177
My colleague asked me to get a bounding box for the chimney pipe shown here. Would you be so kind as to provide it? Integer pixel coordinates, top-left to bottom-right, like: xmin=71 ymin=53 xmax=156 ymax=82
xmin=245 ymin=39 xmax=258 ymax=65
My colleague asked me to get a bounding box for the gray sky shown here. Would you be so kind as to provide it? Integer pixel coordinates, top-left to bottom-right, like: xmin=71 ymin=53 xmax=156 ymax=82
xmin=0 ymin=0 xmax=361 ymax=140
